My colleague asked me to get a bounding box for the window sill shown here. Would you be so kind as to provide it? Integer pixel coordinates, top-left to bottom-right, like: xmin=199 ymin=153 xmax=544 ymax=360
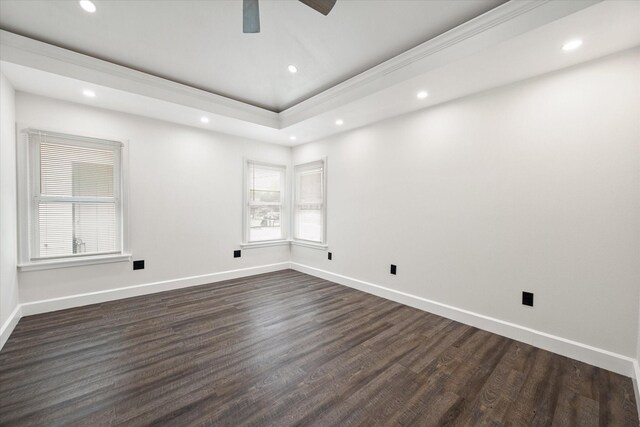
xmin=18 ymin=253 xmax=132 ymax=272
xmin=241 ymin=240 xmax=291 ymax=249
xmin=291 ymin=240 xmax=328 ymax=250
xmin=240 ymin=240 xmax=328 ymax=250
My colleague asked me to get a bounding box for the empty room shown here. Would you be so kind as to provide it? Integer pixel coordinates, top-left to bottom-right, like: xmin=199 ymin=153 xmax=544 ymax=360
xmin=0 ymin=0 xmax=639 ymax=425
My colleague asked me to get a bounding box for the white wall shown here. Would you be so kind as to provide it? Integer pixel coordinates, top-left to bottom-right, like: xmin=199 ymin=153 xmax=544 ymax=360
xmin=292 ymin=48 xmax=640 ymax=358
xmin=0 ymin=73 xmax=19 ymax=330
xmin=16 ymin=92 xmax=290 ymax=303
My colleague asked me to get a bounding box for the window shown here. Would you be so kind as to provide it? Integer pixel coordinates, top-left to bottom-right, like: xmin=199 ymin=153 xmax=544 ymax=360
xmin=19 ymin=129 xmax=127 ymax=267
xmin=244 ymin=161 xmax=287 ymax=243
xmin=294 ymin=159 xmax=326 ymax=243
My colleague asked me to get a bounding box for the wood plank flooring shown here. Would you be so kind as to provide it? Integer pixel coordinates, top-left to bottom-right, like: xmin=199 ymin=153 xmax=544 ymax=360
xmin=0 ymin=269 xmax=637 ymax=426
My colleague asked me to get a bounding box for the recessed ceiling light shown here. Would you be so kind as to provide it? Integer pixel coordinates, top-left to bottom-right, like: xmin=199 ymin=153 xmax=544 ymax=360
xmin=562 ymin=39 xmax=583 ymax=52
xmin=82 ymin=89 xmax=96 ymax=98
xmin=288 ymin=65 xmax=298 ymax=74
xmin=335 ymin=119 xmax=344 ymax=126
xmin=417 ymin=91 xmax=429 ymax=99
xmin=200 ymin=116 xmax=210 ymax=123
xmin=290 ymin=136 xmax=297 ymax=141
xmin=79 ymin=0 xmax=96 ymax=13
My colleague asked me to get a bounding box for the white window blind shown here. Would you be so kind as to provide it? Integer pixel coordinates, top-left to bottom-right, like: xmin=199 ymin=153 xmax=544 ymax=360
xmin=28 ymin=130 xmax=122 ymax=260
xmin=246 ymin=161 xmax=286 ymax=242
xmin=294 ymin=160 xmax=325 ymax=243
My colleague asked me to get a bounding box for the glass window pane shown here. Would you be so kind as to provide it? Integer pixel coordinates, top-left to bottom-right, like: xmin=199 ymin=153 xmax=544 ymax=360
xmin=296 ymin=208 xmax=322 ymax=242
xmin=38 ymin=202 xmax=117 ymax=258
xmin=41 ymin=142 xmax=115 ymax=197
xmin=249 ymin=165 xmax=281 ymax=203
xmin=298 ymin=169 xmax=322 ymax=204
xmin=249 ymin=206 xmax=281 ymax=241
xmin=72 ymin=162 xmax=114 ymax=197
xmin=38 ymin=203 xmax=72 ymax=257
xmin=73 ymin=203 xmax=118 ymax=254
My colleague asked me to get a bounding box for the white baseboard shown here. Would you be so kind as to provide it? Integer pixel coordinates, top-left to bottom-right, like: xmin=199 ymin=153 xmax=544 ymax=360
xmin=0 ymin=304 xmax=22 ymax=351
xmin=19 ymin=262 xmax=290 ymax=317
xmin=634 ymin=360 xmax=640 ymax=421
xmin=290 ymin=262 xmax=636 ymax=378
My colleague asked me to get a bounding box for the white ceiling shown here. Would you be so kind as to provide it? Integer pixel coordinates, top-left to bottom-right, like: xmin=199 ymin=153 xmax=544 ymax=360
xmin=1 ymin=1 xmax=640 ymax=146
xmin=0 ymin=0 xmax=505 ymax=111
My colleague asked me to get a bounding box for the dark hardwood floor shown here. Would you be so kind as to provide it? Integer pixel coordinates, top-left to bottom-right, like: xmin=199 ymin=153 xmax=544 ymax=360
xmin=0 ymin=269 xmax=637 ymax=426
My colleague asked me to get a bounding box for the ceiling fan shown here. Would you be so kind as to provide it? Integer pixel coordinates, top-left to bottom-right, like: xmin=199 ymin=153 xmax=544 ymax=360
xmin=243 ymin=0 xmax=337 ymax=33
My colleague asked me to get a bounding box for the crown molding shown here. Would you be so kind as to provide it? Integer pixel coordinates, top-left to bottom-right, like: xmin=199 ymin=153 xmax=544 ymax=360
xmin=278 ymin=0 xmax=600 ymax=127
xmin=0 ymin=0 xmax=601 ymax=134
xmin=0 ymin=30 xmax=280 ymax=128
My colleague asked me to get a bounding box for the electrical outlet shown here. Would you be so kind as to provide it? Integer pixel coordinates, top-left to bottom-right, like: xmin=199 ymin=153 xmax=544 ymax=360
xmin=390 ymin=264 xmax=397 ymax=275
xmin=133 ymin=260 xmax=145 ymax=270
xmin=234 ymin=250 xmax=241 ymax=258
xmin=328 ymin=252 xmax=332 ymax=260
xmin=522 ymin=291 xmax=534 ymax=307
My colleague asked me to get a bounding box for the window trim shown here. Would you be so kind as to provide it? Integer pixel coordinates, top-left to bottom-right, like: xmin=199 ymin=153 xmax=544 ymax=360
xmin=292 ymin=158 xmax=327 ymax=246
xmin=17 ymin=127 xmax=130 ymax=271
xmin=18 ymin=253 xmax=132 ymax=272
xmin=242 ymin=159 xmax=289 ymax=245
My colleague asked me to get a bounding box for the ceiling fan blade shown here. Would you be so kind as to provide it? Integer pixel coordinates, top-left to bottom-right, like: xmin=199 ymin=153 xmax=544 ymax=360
xmin=298 ymin=0 xmax=336 ymax=16
xmin=243 ymin=0 xmax=260 ymax=33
